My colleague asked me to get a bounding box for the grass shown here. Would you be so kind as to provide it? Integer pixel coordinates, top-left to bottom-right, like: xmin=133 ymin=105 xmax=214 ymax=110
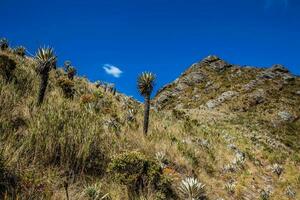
xmin=0 ymin=50 xmax=300 ymax=199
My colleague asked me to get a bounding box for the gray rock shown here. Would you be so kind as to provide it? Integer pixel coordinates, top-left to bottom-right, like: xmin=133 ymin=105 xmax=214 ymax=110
xmin=270 ymin=64 xmax=289 ymax=73
xmin=258 ymin=64 xmax=294 ymax=82
xmin=248 ymin=89 xmax=265 ymax=106
xmin=202 ymin=55 xmax=231 ymax=71
xmin=203 ymin=55 xmax=220 ymax=63
xmin=209 ymin=59 xmax=232 ymax=72
xmin=278 ymin=111 xmax=295 ymax=122
xmin=206 ymin=91 xmax=239 ymax=109
xmin=206 ymin=100 xmax=218 ymax=109
xmin=181 ymin=71 xmax=206 ymax=86
xmin=296 ymin=91 xmax=300 ymax=95
xmin=243 ymin=80 xmax=259 ymax=91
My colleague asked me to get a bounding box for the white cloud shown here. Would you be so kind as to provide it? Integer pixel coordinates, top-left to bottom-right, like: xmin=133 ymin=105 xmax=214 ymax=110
xmin=103 ymin=64 xmax=123 ymax=78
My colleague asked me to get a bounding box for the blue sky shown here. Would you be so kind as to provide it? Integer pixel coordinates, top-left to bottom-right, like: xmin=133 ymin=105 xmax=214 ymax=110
xmin=1 ymin=0 xmax=299 ymax=100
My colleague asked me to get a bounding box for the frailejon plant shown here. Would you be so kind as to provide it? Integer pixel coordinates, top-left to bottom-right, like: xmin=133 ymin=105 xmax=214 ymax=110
xmin=224 ymin=182 xmax=236 ymax=195
xmin=0 ymin=55 xmax=16 ymax=82
xmin=137 ymin=72 xmax=155 ymax=135
xmin=35 ymin=47 xmax=57 ymax=105
xmin=155 ymin=151 xmax=167 ymax=168
xmin=0 ymin=38 xmax=9 ymax=51
xmin=67 ymin=66 xmax=77 ymax=80
xmin=13 ymin=46 xmax=26 ymax=57
xmin=285 ymin=185 xmax=296 ymax=199
xmin=271 ymin=163 xmax=283 ymax=177
xmin=178 ymin=177 xmax=206 ymax=200
xmin=63 ymin=60 xmax=77 ymax=80
xmin=83 ymin=182 xmax=110 ymax=200
xmin=260 ymin=189 xmax=270 ymax=200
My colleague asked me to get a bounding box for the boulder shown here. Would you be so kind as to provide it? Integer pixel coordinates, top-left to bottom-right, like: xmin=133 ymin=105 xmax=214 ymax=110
xmin=258 ymin=64 xmax=294 ymax=82
xmin=248 ymin=89 xmax=266 ymax=106
xmin=269 ymin=64 xmax=289 ymax=73
xmin=209 ymin=59 xmax=232 ymax=72
xmin=202 ymin=55 xmax=232 ymax=72
xmin=278 ymin=111 xmax=295 ymax=122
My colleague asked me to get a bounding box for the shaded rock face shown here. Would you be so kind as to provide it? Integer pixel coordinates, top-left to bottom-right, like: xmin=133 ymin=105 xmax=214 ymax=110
xmin=181 ymin=71 xmax=206 ymax=86
xmin=203 ymin=55 xmax=232 ymax=72
xmin=206 ymin=91 xmax=239 ymax=109
xmin=258 ymin=64 xmax=295 ymax=82
xmin=248 ymin=89 xmax=266 ymax=107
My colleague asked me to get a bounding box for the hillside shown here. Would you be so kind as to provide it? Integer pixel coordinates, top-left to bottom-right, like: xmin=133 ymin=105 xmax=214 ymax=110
xmin=1 ymin=47 xmax=300 ymax=200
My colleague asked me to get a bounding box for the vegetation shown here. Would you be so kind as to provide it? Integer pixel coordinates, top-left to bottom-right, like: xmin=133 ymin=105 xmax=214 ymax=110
xmin=0 ymin=40 xmax=299 ymax=199
xmin=137 ymin=72 xmax=156 ymax=135
xmin=13 ymin=46 xmax=26 ymax=57
xmin=35 ymin=47 xmax=57 ymax=105
xmin=178 ymin=177 xmax=206 ymax=200
xmin=107 ymin=151 xmax=174 ymax=199
xmin=0 ymin=38 xmax=9 ymax=50
xmin=0 ymin=55 xmax=16 ymax=82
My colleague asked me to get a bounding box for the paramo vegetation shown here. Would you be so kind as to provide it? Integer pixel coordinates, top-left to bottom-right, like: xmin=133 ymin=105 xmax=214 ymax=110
xmin=0 ymin=38 xmax=300 ymax=200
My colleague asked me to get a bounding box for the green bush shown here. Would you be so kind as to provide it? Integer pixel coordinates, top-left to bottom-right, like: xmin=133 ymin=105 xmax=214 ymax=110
xmin=107 ymin=151 xmax=175 ymax=199
xmin=57 ymin=77 xmax=75 ymax=98
xmin=0 ymin=55 xmax=17 ymax=82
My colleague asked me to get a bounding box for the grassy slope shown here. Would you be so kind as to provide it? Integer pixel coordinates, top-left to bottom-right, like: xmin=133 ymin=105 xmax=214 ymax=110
xmin=0 ymin=50 xmax=300 ymax=200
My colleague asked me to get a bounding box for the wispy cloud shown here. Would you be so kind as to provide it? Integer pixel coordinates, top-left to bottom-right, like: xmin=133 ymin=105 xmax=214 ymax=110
xmin=103 ymin=64 xmax=123 ymax=78
xmin=264 ymin=0 xmax=289 ymax=9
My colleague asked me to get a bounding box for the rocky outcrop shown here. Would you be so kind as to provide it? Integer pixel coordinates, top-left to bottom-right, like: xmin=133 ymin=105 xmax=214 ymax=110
xmin=258 ymin=64 xmax=295 ymax=83
xmin=203 ymin=55 xmax=232 ymax=72
xmin=206 ymin=91 xmax=239 ymax=109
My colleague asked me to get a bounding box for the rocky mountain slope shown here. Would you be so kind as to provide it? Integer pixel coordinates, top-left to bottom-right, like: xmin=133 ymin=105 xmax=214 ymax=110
xmin=154 ymin=55 xmax=300 ymax=151
xmin=1 ymin=46 xmax=300 ymax=200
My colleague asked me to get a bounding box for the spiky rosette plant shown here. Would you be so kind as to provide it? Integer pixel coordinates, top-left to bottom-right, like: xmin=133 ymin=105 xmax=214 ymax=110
xmin=0 ymin=38 xmax=9 ymax=51
xmin=178 ymin=177 xmax=206 ymax=200
xmin=13 ymin=46 xmax=26 ymax=57
xmin=35 ymin=47 xmax=57 ymax=105
xmin=137 ymin=72 xmax=155 ymax=135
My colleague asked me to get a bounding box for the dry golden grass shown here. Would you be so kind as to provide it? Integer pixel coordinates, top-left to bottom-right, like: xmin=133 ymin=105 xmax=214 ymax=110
xmin=1 ymin=50 xmax=300 ymax=199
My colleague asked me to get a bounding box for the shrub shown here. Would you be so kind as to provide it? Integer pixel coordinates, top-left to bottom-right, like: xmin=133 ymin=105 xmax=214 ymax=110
xmin=81 ymin=94 xmax=96 ymax=104
xmin=0 ymin=55 xmax=17 ymax=82
xmin=67 ymin=66 xmax=77 ymax=80
xmin=107 ymin=151 xmax=174 ymax=199
xmin=57 ymin=77 xmax=75 ymax=98
xmin=13 ymin=46 xmax=26 ymax=57
xmin=178 ymin=177 xmax=206 ymax=200
xmin=0 ymin=38 xmax=9 ymax=50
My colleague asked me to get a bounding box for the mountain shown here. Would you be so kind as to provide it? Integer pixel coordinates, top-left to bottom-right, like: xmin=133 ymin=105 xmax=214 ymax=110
xmin=154 ymin=55 xmax=300 ymax=150
xmin=1 ymin=46 xmax=300 ymax=200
